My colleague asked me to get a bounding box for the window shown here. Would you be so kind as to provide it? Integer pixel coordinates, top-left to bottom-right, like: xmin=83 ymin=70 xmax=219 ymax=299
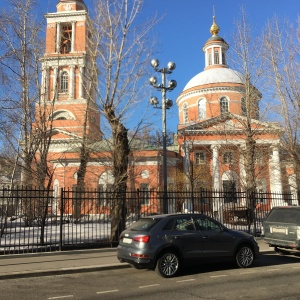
xmin=60 ymin=23 xmax=72 ymax=54
xmin=198 ymin=99 xmax=206 ymax=120
xmin=183 ymin=103 xmax=188 ymax=123
xmin=175 ymin=217 xmax=195 ymax=231
xmin=98 ymin=184 xmax=113 ymax=206
xmin=52 ymin=110 xmax=75 ymax=120
xmin=255 ymin=151 xmax=264 ymax=165
xmin=60 ymin=71 xmax=69 ymax=93
xmin=241 ymin=97 xmax=247 ymax=116
xmin=223 ymin=181 xmax=237 ymax=203
xmin=220 ymin=97 xmax=229 ymax=114
xmin=214 ymin=49 xmax=219 ymax=64
xmin=195 ymin=151 xmax=206 ymax=164
xmin=208 ymin=50 xmax=212 ymax=65
xmin=140 ymin=183 xmax=150 ymax=205
xmin=222 ymin=50 xmax=226 ymax=65
xmin=194 ymin=216 xmax=222 ymax=231
xmin=223 ymin=151 xmax=233 ymax=164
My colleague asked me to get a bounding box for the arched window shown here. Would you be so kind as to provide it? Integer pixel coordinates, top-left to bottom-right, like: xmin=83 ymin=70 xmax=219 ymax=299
xmin=241 ymin=97 xmax=247 ymax=116
xmin=220 ymin=97 xmax=229 ymax=114
xmin=183 ymin=103 xmax=188 ymax=123
xmin=198 ymin=99 xmax=206 ymax=120
xmin=52 ymin=110 xmax=75 ymax=120
xmin=60 ymin=71 xmax=69 ymax=93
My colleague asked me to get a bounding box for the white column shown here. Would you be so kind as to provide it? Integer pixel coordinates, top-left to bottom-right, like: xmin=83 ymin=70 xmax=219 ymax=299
xmin=211 ymin=145 xmax=220 ymax=190
xmin=270 ymin=145 xmax=282 ymax=192
xmin=211 ymin=145 xmax=223 ymax=222
xmin=53 ymin=68 xmax=58 ymax=97
xmin=41 ymin=67 xmax=50 ymax=102
xmin=219 ymin=47 xmax=222 ymax=64
xmin=41 ymin=68 xmax=46 ymax=102
xmin=269 ymin=145 xmax=285 ymax=207
xmin=56 ymin=23 xmax=61 ymax=53
xmin=239 ymin=144 xmax=247 ymax=206
xmin=79 ymin=66 xmax=84 ymax=98
xmin=71 ymin=21 xmax=76 ymax=52
xmin=70 ymin=66 xmax=75 ymax=99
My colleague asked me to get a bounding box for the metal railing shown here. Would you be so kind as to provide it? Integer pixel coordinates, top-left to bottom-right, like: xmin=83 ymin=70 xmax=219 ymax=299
xmin=0 ymin=186 xmax=298 ymax=255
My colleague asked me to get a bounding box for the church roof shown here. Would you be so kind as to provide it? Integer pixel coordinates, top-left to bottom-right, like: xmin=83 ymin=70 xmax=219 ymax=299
xmin=183 ymin=67 xmax=244 ymax=91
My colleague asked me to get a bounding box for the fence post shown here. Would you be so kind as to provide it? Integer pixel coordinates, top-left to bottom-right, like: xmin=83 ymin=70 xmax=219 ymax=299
xmin=59 ymin=187 xmax=64 ymax=251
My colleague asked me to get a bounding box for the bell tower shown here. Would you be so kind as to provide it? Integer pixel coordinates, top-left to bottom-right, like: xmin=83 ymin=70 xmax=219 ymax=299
xmin=40 ymin=0 xmax=101 ymax=151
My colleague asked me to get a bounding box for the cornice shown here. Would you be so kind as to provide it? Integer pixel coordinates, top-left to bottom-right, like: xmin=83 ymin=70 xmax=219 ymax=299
xmin=40 ymin=55 xmax=86 ymax=67
xmin=176 ymin=86 xmax=245 ymax=104
xmin=180 ymin=128 xmax=282 ymax=136
xmin=45 ymin=11 xmax=87 ymax=19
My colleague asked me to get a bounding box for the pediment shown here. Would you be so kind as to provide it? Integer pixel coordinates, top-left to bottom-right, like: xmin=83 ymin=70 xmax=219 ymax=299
xmin=178 ymin=113 xmax=282 ymax=135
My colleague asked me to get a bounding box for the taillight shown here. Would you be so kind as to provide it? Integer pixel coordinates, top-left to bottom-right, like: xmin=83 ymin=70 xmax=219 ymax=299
xmin=133 ymin=235 xmax=150 ymax=243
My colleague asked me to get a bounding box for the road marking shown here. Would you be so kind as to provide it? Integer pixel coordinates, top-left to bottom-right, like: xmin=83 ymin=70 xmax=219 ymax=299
xmin=240 ymin=271 xmax=256 ymax=275
xmin=48 ymin=296 xmax=74 ymax=299
xmin=96 ymin=290 xmax=119 ymax=294
xmin=267 ymin=268 xmax=280 ymax=271
xmin=176 ymin=279 xmax=196 ymax=283
xmin=210 ymin=275 xmax=227 ymax=278
xmin=293 ymin=266 xmax=300 ymax=269
xmin=139 ymin=284 xmax=160 ymax=289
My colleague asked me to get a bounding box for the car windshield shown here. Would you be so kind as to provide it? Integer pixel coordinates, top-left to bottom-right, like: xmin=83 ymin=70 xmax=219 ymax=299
xmin=129 ymin=218 xmax=160 ymax=231
xmin=267 ymin=208 xmax=300 ymax=224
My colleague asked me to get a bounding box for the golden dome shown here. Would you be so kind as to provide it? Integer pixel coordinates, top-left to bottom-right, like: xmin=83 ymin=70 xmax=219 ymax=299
xmin=210 ymin=16 xmax=220 ymax=36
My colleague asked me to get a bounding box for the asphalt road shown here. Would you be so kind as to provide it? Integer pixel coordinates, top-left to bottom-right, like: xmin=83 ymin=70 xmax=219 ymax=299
xmin=2 ymin=253 xmax=300 ymax=300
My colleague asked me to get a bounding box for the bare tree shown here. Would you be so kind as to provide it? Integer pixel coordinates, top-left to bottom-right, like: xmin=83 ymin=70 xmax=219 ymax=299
xmin=229 ymin=7 xmax=265 ymax=195
xmin=0 ymin=0 xmax=56 ymax=242
xmin=0 ymin=0 xmax=47 ymax=186
xmin=263 ymin=16 xmax=300 ymax=191
xmin=86 ymin=0 xmax=159 ymax=241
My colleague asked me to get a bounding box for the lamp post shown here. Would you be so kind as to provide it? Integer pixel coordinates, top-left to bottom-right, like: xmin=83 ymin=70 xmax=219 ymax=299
xmin=149 ymin=59 xmax=177 ymax=214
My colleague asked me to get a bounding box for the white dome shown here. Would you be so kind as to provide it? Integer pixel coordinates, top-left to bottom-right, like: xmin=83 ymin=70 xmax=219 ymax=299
xmin=183 ymin=68 xmax=244 ymax=91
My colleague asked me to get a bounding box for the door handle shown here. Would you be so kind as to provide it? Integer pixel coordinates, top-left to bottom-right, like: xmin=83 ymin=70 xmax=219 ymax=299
xmin=174 ymin=235 xmax=181 ymax=239
xmin=202 ymin=236 xmax=209 ymax=239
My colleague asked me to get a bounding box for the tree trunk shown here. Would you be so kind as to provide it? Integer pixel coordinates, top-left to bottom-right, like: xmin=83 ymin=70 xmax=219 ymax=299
xmin=106 ymin=106 xmax=130 ymax=242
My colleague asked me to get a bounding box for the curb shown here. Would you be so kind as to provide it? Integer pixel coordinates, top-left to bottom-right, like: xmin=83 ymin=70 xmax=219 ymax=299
xmin=0 ymin=263 xmax=131 ymax=280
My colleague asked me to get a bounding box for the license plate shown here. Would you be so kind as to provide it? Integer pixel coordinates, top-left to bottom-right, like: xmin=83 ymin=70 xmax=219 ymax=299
xmin=122 ymin=237 xmax=132 ymax=244
xmin=270 ymin=227 xmax=288 ymax=235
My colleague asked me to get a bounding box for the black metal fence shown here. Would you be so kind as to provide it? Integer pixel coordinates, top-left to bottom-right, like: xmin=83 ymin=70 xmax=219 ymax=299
xmin=0 ymin=186 xmax=299 ymax=255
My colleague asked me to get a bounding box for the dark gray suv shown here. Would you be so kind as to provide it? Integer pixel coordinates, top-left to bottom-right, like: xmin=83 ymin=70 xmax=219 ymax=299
xmin=117 ymin=213 xmax=259 ymax=277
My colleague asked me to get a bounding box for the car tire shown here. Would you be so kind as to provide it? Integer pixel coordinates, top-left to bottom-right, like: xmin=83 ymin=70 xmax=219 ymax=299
xmin=155 ymin=251 xmax=180 ymax=278
xmin=236 ymin=245 xmax=254 ymax=268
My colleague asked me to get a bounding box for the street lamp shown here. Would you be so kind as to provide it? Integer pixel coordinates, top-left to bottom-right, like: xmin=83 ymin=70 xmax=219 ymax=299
xmin=149 ymin=58 xmax=177 ymax=214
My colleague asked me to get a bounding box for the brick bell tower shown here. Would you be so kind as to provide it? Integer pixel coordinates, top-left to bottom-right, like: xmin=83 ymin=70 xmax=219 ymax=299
xmin=40 ymin=0 xmax=102 ymax=154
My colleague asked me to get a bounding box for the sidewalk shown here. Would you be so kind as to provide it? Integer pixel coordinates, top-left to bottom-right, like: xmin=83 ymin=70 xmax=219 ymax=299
xmin=0 ymin=239 xmax=273 ymax=280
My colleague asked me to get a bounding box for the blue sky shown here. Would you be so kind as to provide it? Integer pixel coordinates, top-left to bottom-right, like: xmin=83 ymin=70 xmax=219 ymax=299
xmin=2 ymin=0 xmax=299 ymax=133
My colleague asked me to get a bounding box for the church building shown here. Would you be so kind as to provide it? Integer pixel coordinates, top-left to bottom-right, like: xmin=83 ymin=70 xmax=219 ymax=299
xmin=38 ymin=0 xmax=296 ymax=208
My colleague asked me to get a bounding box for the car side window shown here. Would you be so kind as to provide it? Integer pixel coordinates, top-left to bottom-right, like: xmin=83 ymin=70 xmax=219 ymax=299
xmin=175 ymin=217 xmax=195 ymax=231
xmin=163 ymin=219 xmax=174 ymax=231
xmin=194 ymin=217 xmax=222 ymax=231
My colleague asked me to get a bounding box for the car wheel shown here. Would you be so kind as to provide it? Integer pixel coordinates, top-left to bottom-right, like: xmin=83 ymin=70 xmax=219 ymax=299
xmin=155 ymin=251 xmax=180 ymax=278
xmin=236 ymin=245 xmax=254 ymax=268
